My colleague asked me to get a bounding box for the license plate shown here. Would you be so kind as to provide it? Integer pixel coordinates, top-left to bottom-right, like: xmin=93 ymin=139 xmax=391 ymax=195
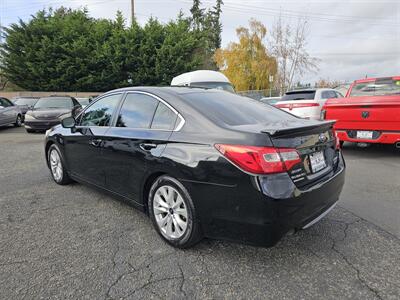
xmin=309 ymin=151 xmax=326 ymax=173
xmin=356 ymin=131 xmax=373 ymax=139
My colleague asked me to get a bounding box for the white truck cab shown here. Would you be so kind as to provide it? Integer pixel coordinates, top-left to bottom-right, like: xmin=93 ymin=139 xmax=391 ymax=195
xmin=171 ymin=70 xmax=235 ymax=92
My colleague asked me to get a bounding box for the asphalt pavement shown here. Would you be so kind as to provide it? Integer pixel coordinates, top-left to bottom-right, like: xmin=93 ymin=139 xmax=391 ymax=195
xmin=0 ymin=126 xmax=399 ymax=299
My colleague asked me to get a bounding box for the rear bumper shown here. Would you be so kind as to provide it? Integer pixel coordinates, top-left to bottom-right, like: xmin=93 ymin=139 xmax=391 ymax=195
xmin=335 ymin=129 xmax=400 ymax=144
xmin=25 ymin=120 xmax=61 ymax=131
xmin=190 ymin=153 xmax=346 ymax=247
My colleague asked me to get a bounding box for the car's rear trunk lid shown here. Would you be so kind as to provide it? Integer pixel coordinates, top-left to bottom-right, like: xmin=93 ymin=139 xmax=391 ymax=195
xmin=262 ymin=120 xmax=339 ymax=188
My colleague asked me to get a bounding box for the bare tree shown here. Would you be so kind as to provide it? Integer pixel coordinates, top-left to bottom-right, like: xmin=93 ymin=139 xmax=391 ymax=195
xmin=269 ymin=15 xmax=319 ymax=95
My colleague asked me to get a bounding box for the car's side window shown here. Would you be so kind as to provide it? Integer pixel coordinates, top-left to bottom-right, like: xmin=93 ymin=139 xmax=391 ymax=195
xmin=80 ymin=94 xmax=121 ymax=127
xmin=116 ymin=93 xmax=158 ymax=128
xmin=151 ymin=102 xmax=178 ymax=130
xmin=0 ymin=98 xmax=12 ymax=107
xmin=335 ymin=91 xmax=343 ymax=98
xmin=321 ymin=91 xmax=330 ymax=99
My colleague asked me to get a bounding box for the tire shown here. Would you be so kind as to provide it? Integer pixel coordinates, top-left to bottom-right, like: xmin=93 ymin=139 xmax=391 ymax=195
xmin=26 ymin=129 xmax=35 ymax=133
xmin=14 ymin=115 xmax=22 ymax=127
xmin=47 ymin=144 xmax=72 ymax=185
xmin=148 ymin=175 xmax=203 ymax=248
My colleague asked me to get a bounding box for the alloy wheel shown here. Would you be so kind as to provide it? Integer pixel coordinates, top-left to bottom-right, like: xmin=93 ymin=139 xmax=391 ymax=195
xmin=16 ymin=115 xmax=22 ymax=126
xmin=153 ymin=185 xmax=188 ymax=239
xmin=49 ymin=149 xmax=63 ymax=182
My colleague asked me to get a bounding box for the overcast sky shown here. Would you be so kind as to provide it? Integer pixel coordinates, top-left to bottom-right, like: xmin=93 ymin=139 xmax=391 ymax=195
xmin=1 ymin=0 xmax=399 ymax=84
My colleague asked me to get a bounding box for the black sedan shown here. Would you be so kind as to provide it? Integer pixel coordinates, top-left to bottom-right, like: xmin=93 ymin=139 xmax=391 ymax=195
xmin=44 ymin=87 xmax=345 ymax=248
xmin=25 ymin=96 xmax=82 ymax=133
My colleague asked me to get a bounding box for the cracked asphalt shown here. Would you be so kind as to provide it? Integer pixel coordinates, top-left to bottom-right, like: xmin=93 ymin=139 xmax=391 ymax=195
xmin=0 ymin=126 xmax=399 ymax=299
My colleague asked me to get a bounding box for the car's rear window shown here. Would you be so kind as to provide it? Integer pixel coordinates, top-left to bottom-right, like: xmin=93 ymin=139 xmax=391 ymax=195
xmin=184 ymin=91 xmax=297 ymax=126
xmin=350 ymin=79 xmax=400 ymax=97
xmin=281 ymin=91 xmax=316 ymax=101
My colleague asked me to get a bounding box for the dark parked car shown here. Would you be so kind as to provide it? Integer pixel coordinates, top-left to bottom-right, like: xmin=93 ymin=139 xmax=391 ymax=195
xmin=0 ymin=97 xmax=22 ymax=128
xmin=12 ymin=97 xmax=39 ymax=119
xmin=45 ymin=87 xmax=345 ymax=248
xmin=25 ymin=96 xmax=82 ymax=133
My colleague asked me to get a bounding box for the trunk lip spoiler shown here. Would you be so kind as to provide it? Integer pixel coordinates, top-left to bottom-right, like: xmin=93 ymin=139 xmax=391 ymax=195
xmin=261 ymin=120 xmax=336 ymax=136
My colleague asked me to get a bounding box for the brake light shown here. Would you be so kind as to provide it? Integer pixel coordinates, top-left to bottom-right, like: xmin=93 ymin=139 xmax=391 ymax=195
xmin=334 ymin=131 xmax=341 ymax=150
xmin=215 ymin=144 xmax=301 ymax=174
xmin=275 ymin=103 xmax=319 ymax=110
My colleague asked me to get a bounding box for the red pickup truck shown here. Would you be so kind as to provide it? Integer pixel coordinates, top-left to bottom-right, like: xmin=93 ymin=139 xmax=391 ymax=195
xmin=321 ymin=76 xmax=400 ymax=147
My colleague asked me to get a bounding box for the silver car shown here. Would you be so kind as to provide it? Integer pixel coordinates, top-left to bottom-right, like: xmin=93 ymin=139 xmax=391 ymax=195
xmin=0 ymin=97 xmax=22 ymax=127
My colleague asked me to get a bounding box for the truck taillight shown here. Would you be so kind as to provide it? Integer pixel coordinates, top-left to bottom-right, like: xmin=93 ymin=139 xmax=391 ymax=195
xmin=215 ymin=144 xmax=301 ymax=174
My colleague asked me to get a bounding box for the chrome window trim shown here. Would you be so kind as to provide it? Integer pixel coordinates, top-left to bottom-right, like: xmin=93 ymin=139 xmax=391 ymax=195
xmin=113 ymin=91 xmax=185 ymax=132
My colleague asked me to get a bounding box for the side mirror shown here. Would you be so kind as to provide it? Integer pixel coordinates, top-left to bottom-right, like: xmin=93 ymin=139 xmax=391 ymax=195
xmin=61 ymin=116 xmax=76 ymax=128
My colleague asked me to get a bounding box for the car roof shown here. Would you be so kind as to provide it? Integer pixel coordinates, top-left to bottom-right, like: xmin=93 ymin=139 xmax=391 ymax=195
xmin=285 ymin=88 xmax=335 ymax=94
xmin=108 ymin=86 xmax=211 ymax=95
xmin=39 ymin=95 xmax=73 ymax=99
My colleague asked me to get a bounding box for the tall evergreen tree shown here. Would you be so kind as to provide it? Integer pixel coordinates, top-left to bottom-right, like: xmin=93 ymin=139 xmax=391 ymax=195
xmin=0 ymin=5 xmax=221 ymax=91
xmin=189 ymin=0 xmax=204 ymax=31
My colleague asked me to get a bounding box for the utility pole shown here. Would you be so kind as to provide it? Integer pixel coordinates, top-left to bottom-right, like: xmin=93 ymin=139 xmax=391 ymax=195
xmin=131 ymin=0 xmax=135 ymax=25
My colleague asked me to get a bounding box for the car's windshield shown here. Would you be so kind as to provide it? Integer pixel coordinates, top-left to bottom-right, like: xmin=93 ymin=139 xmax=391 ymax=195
xmin=14 ymin=98 xmax=38 ymax=106
xmin=281 ymin=91 xmax=316 ymax=101
xmin=185 ymin=91 xmax=297 ymax=126
xmin=34 ymin=97 xmax=73 ymax=109
xmin=191 ymin=82 xmax=235 ymax=93
xmin=350 ymin=79 xmax=400 ymax=97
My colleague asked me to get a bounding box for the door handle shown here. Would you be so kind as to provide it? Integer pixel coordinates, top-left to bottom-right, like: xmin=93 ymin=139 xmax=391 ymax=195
xmin=90 ymin=139 xmax=103 ymax=147
xmin=139 ymin=143 xmax=157 ymax=151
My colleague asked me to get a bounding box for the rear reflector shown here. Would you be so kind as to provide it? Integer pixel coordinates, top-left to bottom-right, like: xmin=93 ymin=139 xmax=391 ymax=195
xmin=275 ymin=103 xmax=319 ymax=110
xmin=215 ymin=144 xmax=301 ymax=174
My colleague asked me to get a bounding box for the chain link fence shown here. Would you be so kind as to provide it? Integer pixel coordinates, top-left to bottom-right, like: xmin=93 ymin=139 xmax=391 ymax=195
xmin=236 ymin=89 xmax=281 ymax=100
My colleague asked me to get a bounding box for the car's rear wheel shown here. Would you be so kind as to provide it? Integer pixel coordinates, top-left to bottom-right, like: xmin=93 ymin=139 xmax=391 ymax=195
xmin=148 ymin=175 xmax=202 ymax=248
xmin=47 ymin=144 xmax=72 ymax=185
xmin=14 ymin=115 xmax=22 ymax=127
xmin=26 ymin=129 xmax=35 ymax=133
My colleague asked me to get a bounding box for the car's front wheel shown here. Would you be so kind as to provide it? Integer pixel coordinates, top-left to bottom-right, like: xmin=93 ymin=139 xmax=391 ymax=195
xmin=47 ymin=144 xmax=72 ymax=185
xmin=148 ymin=175 xmax=202 ymax=248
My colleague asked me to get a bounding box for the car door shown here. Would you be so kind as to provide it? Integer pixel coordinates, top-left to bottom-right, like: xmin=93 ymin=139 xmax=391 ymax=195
xmin=102 ymin=92 xmax=181 ymax=203
xmin=0 ymin=98 xmax=7 ymax=125
xmin=63 ymin=93 xmax=123 ymax=186
xmin=0 ymin=98 xmax=16 ymax=125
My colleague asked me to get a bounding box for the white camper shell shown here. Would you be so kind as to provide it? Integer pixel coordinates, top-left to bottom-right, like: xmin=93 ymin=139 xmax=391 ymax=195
xmin=171 ymin=70 xmax=234 ymax=92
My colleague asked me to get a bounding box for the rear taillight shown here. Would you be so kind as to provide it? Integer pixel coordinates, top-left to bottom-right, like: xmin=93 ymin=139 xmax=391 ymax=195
xmin=275 ymin=103 xmax=319 ymax=110
xmin=215 ymin=144 xmax=301 ymax=174
xmin=334 ymin=132 xmax=341 ymax=150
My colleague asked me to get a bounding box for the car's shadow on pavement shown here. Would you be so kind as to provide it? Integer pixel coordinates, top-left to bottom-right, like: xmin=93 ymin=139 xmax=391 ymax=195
xmin=341 ymin=142 xmax=399 ymax=157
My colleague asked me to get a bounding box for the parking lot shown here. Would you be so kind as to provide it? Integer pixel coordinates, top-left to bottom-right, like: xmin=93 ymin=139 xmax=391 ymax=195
xmin=0 ymin=126 xmax=399 ymax=299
